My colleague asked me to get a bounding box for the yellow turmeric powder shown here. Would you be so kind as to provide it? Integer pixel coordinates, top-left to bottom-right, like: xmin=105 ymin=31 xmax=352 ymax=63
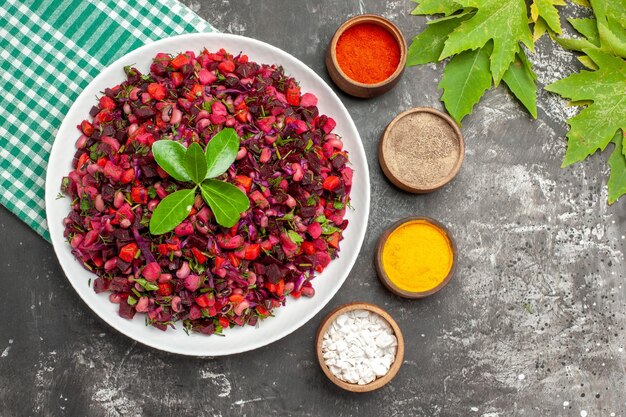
xmin=381 ymin=219 xmax=453 ymax=293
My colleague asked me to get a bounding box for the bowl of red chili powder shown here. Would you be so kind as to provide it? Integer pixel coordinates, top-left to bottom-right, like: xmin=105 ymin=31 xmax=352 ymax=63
xmin=326 ymin=14 xmax=407 ymax=98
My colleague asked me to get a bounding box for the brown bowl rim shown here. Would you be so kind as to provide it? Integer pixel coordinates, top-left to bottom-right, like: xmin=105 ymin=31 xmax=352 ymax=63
xmin=327 ymin=14 xmax=407 ymax=89
xmin=315 ymin=302 xmax=404 ymax=392
xmin=378 ymin=107 xmax=465 ymax=193
xmin=375 ymin=216 xmax=457 ymax=299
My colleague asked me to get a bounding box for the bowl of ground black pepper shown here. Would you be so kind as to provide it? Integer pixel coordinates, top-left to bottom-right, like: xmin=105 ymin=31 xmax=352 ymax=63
xmin=379 ymin=107 xmax=464 ymax=193
xmin=326 ymin=14 xmax=407 ymax=98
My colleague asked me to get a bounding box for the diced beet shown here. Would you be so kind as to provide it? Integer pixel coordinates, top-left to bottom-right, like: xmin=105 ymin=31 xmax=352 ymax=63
xmin=93 ymin=277 xmax=110 ymax=293
xmin=264 ymin=264 xmax=283 ymax=284
xmin=118 ymin=301 xmax=136 ymax=319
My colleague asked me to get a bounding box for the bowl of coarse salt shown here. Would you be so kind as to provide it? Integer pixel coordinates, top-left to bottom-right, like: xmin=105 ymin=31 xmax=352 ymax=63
xmin=315 ymin=302 xmax=404 ymax=392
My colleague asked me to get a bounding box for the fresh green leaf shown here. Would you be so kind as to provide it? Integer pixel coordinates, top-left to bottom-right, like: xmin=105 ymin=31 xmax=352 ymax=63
xmin=530 ymin=0 xmax=563 ymax=35
xmin=533 ymin=18 xmax=548 ymax=42
xmin=592 ymin=0 xmax=626 ymax=58
xmin=545 ymin=48 xmax=626 ymax=167
xmin=426 ymin=9 xmax=474 ymax=24
xmin=598 ymin=16 xmax=626 ymax=58
xmin=407 ymin=14 xmax=470 ymax=65
xmin=554 ymin=36 xmax=598 ymax=52
xmin=200 ymin=179 xmax=250 ymax=228
xmin=568 ymin=18 xmax=600 ymax=45
xmin=599 ymin=0 xmax=626 ymax=24
xmin=152 ymin=140 xmax=191 ymax=182
xmin=440 ymin=0 xmax=534 ymax=85
xmin=185 ymin=142 xmax=208 ymax=184
xmin=608 ymin=132 xmax=626 ymax=204
xmin=577 ymin=55 xmax=599 ymax=70
xmin=411 ymin=0 xmax=463 ymax=16
xmin=438 ymin=44 xmax=492 ymax=124
xmin=502 ymin=49 xmax=538 ymax=118
xmin=205 ymin=128 xmax=239 ymax=179
xmin=149 ymin=188 xmax=196 ymax=234
xmin=127 ymin=296 xmax=138 ymax=306
xmin=287 ymin=230 xmax=303 ymax=245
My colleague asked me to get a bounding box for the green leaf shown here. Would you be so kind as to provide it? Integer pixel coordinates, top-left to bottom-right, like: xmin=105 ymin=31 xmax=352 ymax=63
xmin=149 ymin=188 xmax=196 ymax=235
xmin=152 ymin=140 xmax=191 ymax=182
xmin=530 ymin=0 xmax=563 ymax=35
xmin=545 ymin=49 xmax=626 ymax=167
xmin=598 ymin=16 xmax=626 ymax=58
xmin=200 ymin=179 xmax=250 ymax=228
xmin=205 ymin=128 xmax=239 ymax=179
xmin=438 ymin=44 xmax=492 ymax=124
xmin=411 ymin=0 xmax=463 ymax=16
xmin=608 ymin=131 xmax=626 ymax=204
xmin=555 ymin=36 xmax=597 ymax=52
xmin=287 ymin=230 xmax=303 ymax=245
xmin=591 ymin=0 xmax=626 ymax=58
xmin=439 ymin=0 xmax=534 ymax=85
xmin=407 ymin=14 xmax=470 ymax=65
xmin=599 ymin=0 xmax=626 ymax=24
xmin=502 ymin=49 xmax=538 ymax=118
xmin=185 ymin=142 xmax=208 ymax=184
xmin=568 ymin=18 xmax=600 ymax=45
xmin=127 ymin=296 xmax=137 ymax=306
xmin=577 ymin=55 xmax=599 ymax=70
xmin=426 ymin=9 xmax=474 ymax=24
xmin=533 ymin=17 xmax=548 ymax=42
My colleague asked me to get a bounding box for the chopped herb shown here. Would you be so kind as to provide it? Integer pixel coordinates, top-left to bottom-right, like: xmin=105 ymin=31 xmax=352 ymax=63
xmin=287 ymin=230 xmax=303 ymax=245
xmin=135 ymin=278 xmax=159 ymax=291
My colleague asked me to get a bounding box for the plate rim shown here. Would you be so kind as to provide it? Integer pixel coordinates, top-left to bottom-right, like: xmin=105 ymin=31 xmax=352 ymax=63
xmin=45 ymin=32 xmax=370 ymax=356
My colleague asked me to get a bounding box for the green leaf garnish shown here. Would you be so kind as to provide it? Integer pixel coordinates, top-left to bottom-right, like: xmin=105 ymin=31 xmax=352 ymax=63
xmin=149 ymin=188 xmax=196 ymax=235
xmin=287 ymin=230 xmax=303 ymax=245
xmin=150 ymin=128 xmax=249 ymax=232
xmin=200 ymin=179 xmax=250 ymax=228
xmin=185 ymin=142 xmax=208 ymax=183
xmin=152 ymin=140 xmax=190 ymax=182
xmin=205 ymin=128 xmax=239 ymax=179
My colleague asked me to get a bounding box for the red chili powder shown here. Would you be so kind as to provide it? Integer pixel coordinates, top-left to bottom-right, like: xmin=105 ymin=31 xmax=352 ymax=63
xmin=335 ymin=23 xmax=401 ymax=84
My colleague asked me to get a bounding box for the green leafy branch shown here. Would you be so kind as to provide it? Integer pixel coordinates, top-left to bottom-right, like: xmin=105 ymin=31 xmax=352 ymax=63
xmin=149 ymin=128 xmax=250 ymax=234
xmin=407 ymin=0 xmax=626 ymax=203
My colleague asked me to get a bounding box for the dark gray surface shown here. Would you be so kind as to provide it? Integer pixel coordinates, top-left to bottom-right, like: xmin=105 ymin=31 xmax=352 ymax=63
xmin=1 ymin=1 xmax=625 ymax=416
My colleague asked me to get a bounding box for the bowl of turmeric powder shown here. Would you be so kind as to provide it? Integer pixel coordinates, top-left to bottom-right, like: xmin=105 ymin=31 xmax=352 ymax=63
xmin=326 ymin=14 xmax=407 ymax=98
xmin=375 ymin=217 xmax=457 ymax=298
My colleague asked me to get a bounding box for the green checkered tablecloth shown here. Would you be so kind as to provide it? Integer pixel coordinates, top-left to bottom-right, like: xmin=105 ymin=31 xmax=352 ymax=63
xmin=0 ymin=0 xmax=215 ymax=241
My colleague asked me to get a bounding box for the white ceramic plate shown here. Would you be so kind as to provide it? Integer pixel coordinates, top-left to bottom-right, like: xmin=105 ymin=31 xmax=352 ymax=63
xmin=45 ymin=33 xmax=370 ymax=356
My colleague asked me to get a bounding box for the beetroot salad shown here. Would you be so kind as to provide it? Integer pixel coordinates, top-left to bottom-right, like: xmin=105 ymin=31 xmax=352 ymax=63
xmin=61 ymin=48 xmax=353 ymax=335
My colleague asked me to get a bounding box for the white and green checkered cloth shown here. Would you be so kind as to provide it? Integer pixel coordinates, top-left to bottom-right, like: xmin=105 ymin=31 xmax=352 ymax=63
xmin=0 ymin=0 xmax=215 ymax=241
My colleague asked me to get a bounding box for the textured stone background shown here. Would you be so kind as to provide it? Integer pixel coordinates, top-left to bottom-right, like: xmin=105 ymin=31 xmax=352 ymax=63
xmin=1 ymin=1 xmax=625 ymax=416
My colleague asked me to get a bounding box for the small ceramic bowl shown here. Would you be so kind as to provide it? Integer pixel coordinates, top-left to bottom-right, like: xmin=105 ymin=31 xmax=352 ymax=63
xmin=375 ymin=216 xmax=457 ymax=299
xmin=325 ymin=14 xmax=407 ymax=98
xmin=316 ymin=302 xmax=404 ymax=392
xmin=379 ymin=107 xmax=465 ymax=193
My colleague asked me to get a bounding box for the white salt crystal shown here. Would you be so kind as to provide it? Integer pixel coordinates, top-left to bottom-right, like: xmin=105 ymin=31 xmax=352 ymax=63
xmin=321 ymin=309 xmax=397 ymax=385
